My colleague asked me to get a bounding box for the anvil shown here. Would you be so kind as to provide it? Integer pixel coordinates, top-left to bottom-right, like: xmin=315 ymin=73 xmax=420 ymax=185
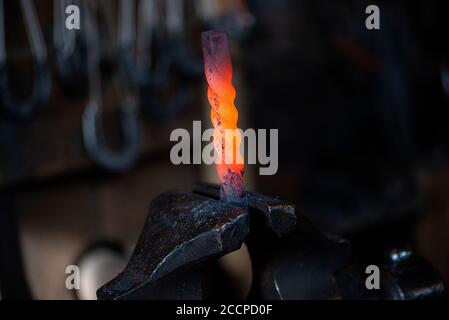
xmin=97 ymin=183 xmax=446 ymax=300
xmin=96 ymin=182 xmax=296 ymax=300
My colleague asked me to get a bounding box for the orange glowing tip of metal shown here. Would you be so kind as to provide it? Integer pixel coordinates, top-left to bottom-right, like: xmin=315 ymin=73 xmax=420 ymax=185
xmin=201 ymin=31 xmax=245 ymax=204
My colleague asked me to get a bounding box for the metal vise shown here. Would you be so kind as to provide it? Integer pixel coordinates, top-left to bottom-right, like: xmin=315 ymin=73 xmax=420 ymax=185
xmin=97 ymin=183 xmax=446 ymax=300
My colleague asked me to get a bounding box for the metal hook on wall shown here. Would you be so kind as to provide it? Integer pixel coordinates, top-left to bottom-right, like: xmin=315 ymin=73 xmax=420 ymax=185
xmin=0 ymin=0 xmax=51 ymax=120
xmin=165 ymin=0 xmax=202 ymax=79
xmin=53 ymin=0 xmax=88 ymax=96
xmin=118 ymin=0 xmax=199 ymax=122
xmin=83 ymin=96 xmax=141 ymax=173
xmin=118 ymin=0 xmax=170 ymax=90
xmin=82 ymin=1 xmax=141 ymax=173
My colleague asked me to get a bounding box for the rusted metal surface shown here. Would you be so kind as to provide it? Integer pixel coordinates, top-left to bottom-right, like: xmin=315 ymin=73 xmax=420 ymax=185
xmin=97 ymin=182 xmax=299 ymax=299
xmin=97 ymin=190 xmax=249 ymax=300
xmin=193 ymin=182 xmax=297 ymax=237
xmin=98 ymin=182 xmax=446 ymax=300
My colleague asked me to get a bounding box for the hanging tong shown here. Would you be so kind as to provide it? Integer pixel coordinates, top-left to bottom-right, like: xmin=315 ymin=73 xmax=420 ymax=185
xmin=166 ymin=0 xmax=202 ymax=79
xmin=118 ymin=0 xmax=201 ymax=88
xmin=119 ymin=0 xmax=199 ymax=122
xmin=53 ymin=0 xmax=88 ymax=96
xmin=82 ymin=0 xmax=141 ymax=173
xmin=0 ymin=0 xmax=51 ymax=119
xmin=118 ymin=0 xmax=170 ymax=90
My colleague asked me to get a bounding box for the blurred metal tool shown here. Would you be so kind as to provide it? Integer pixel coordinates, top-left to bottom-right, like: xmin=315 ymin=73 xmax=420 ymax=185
xmin=191 ymin=184 xmax=446 ymax=300
xmin=53 ymin=0 xmax=88 ymax=96
xmin=0 ymin=0 xmax=51 ymax=119
xmin=166 ymin=0 xmax=203 ymax=78
xmin=118 ymin=0 xmax=170 ymax=90
xmin=257 ymin=227 xmax=446 ymax=300
xmin=82 ymin=1 xmax=141 ymax=173
xmin=119 ymin=0 xmax=201 ymax=87
xmin=118 ymin=0 xmax=198 ymax=122
xmin=141 ymin=0 xmax=200 ymax=122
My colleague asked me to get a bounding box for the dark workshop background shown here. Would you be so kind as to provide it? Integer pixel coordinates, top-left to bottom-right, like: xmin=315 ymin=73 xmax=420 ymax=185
xmin=1 ymin=0 xmax=449 ymax=299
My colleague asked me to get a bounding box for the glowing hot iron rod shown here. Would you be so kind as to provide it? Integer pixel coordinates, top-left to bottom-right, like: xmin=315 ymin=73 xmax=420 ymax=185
xmin=201 ymin=31 xmax=245 ymax=204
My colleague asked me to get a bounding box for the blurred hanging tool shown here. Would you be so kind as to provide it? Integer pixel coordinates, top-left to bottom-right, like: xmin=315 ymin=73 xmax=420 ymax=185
xmin=166 ymin=0 xmax=202 ymax=79
xmin=118 ymin=0 xmax=200 ymax=122
xmin=118 ymin=0 xmax=169 ymax=90
xmin=82 ymin=0 xmax=141 ymax=173
xmin=53 ymin=0 xmax=88 ymax=97
xmin=119 ymin=0 xmax=202 ymax=86
xmin=195 ymin=0 xmax=255 ymax=41
xmin=142 ymin=0 xmax=202 ymax=122
xmin=0 ymin=0 xmax=51 ymax=120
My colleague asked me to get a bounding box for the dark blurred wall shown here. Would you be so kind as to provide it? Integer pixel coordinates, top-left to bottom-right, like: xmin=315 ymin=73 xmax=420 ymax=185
xmin=244 ymin=0 xmax=449 ymax=283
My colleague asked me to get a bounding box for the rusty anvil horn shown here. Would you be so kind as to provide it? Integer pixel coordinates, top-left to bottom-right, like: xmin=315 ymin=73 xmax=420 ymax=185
xmin=97 ymin=183 xmax=297 ymax=300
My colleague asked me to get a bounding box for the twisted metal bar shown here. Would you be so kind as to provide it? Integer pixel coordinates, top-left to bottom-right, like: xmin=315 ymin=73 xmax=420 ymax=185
xmin=201 ymin=31 xmax=244 ymax=203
